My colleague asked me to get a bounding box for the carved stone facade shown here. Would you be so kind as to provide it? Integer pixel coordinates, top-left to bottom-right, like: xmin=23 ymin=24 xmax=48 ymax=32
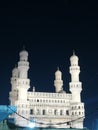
xmin=9 ymin=49 xmax=85 ymax=129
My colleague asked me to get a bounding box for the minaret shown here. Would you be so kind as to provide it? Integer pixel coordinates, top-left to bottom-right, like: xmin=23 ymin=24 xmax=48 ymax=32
xmin=54 ymin=67 xmax=63 ymax=93
xmin=69 ymin=51 xmax=85 ymax=129
xmin=17 ymin=49 xmax=30 ymax=101
xmin=10 ymin=65 xmax=19 ymax=105
xmin=9 ymin=48 xmax=30 ymax=127
xmin=69 ymin=51 xmax=82 ymax=102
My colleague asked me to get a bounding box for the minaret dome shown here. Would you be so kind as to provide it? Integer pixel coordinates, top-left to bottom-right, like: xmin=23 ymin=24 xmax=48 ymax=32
xmin=55 ymin=67 xmax=62 ymax=80
xmin=19 ymin=49 xmax=28 ymax=61
xmin=70 ymin=50 xmax=79 ymax=66
xmin=54 ymin=67 xmax=64 ymax=93
xmin=19 ymin=50 xmax=28 ymax=57
xmin=12 ymin=66 xmax=18 ymax=78
xmin=55 ymin=67 xmax=62 ymax=76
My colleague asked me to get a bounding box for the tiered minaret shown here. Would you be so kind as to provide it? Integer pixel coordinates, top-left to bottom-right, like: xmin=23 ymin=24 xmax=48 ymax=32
xmin=54 ymin=67 xmax=64 ymax=93
xmin=69 ymin=51 xmax=82 ymax=102
xmin=69 ymin=51 xmax=85 ymax=129
xmin=9 ymin=66 xmax=19 ymax=105
xmin=9 ymin=48 xmax=30 ymax=127
xmin=17 ymin=49 xmax=30 ymax=100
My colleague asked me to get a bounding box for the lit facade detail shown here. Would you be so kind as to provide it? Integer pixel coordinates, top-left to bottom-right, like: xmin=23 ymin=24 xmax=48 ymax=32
xmin=9 ymin=49 xmax=85 ymax=129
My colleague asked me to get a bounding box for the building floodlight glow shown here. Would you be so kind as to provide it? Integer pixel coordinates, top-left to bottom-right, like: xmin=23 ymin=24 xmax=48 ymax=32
xmin=28 ymin=122 xmax=35 ymax=128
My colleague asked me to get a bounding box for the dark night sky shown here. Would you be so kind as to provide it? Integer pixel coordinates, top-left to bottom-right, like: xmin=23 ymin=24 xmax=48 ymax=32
xmin=0 ymin=1 xmax=98 ymax=129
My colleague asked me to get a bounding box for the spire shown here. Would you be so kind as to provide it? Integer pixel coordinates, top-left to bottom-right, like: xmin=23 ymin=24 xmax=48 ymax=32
xmin=57 ymin=66 xmax=59 ymax=71
xmin=55 ymin=67 xmax=61 ymax=75
xmin=19 ymin=45 xmax=28 ymax=60
xmin=73 ymin=49 xmax=75 ymax=55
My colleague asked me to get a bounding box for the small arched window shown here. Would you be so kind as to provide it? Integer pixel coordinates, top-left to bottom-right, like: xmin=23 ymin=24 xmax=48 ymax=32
xmin=42 ymin=110 xmax=45 ymax=115
xmin=66 ymin=110 xmax=69 ymax=115
xmin=60 ymin=110 xmax=63 ymax=115
xmin=54 ymin=110 xmax=57 ymax=115
xmin=72 ymin=112 xmax=74 ymax=115
xmin=78 ymin=106 xmax=80 ymax=109
xmin=79 ymin=112 xmax=81 ymax=115
xmin=30 ymin=109 xmax=33 ymax=114
xmin=37 ymin=99 xmax=39 ymax=102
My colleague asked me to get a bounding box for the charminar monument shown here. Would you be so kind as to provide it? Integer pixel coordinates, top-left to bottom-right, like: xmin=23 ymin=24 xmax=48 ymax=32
xmin=9 ymin=49 xmax=85 ymax=129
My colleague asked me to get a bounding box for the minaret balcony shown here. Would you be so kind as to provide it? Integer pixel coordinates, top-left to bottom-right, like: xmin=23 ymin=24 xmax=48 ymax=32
xmin=18 ymin=61 xmax=29 ymax=67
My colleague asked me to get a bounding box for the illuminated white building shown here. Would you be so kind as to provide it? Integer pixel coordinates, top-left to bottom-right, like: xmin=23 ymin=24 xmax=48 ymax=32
xmin=9 ymin=49 xmax=85 ymax=129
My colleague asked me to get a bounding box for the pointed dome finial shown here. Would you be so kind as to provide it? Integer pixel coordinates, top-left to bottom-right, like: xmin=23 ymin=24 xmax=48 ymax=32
xmin=57 ymin=66 xmax=59 ymax=71
xmin=55 ymin=67 xmax=62 ymax=75
xmin=70 ymin=49 xmax=78 ymax=61
xmin=73 ymin=49 xmax=75 ymax=55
